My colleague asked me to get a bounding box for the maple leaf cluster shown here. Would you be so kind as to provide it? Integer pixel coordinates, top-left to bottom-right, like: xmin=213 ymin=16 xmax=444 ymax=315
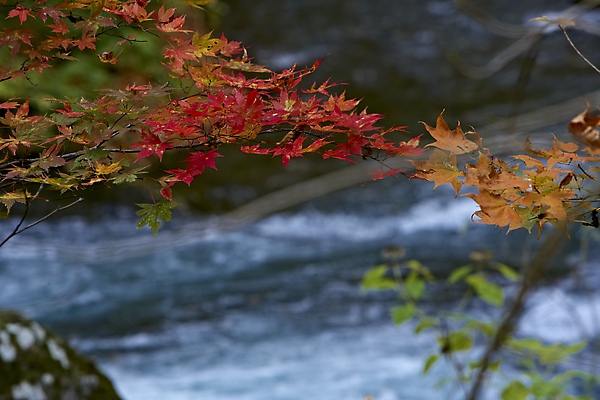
xmin=412 ymin=112 xmax=600 ymax=234
xmin=0 ymin=0 xmax=421 ymax=225
xmin=3 ymin=0 xmax=597 ymax=236
xmin=1 ymin=0 xmax=177 ymax=81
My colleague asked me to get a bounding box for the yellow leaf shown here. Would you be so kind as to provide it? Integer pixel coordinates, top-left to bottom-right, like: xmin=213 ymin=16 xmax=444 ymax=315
xmin=192 ymin=31 xmax=221 ymax=58
xmin=0 ymin=191 xmax=28 ymax=214
xmin=94 ymin=161 xmax=122 ymax=175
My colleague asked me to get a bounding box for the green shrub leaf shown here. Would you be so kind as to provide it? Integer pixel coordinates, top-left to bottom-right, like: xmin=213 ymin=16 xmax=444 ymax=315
xmin=501 ymin=380 xmax=529 ymax=400
xmin=423 ymin=354 xmax=439 ymax=374
xmin=465 ymin=274 xmax=504 ymax=307
xmin=448 ymin=265 xmax=472 ymax=284
xmin=439 ymin=331 xmax=473 ymax=353
xmin=390 ymin=303 xmax=416 ymax=326
xmin=495 ymin=263 xmax=520 ymax=281
xmin=415 ymin=316 xmax=437 ymax=334
xmin=361 ymin=265 xmax=396 ymax=291
xmin=405 ymin=272 xmax=425 ymax=300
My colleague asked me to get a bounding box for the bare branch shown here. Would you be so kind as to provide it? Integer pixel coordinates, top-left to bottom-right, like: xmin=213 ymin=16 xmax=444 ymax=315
xmin=467 ymin=227 xmax=569 ymax=399
xmin=560 ymin=24 xmax=600 ymax=75
xmin=0 ymin=197 xmax=84 ymax=248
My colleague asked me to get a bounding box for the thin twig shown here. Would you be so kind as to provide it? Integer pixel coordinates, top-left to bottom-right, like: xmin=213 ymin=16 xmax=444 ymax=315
xmin=560 ymin=24 xmax=600 ymax=75
xmin=0 ymin=182 xmax=44 ymax=247
xmin=15 ymin=197 xmax=84 ymax=236
xmin=0 ymin=198 xmax=30 ymax=248
xmin=0 ymin=197 xmax=84 ymax=248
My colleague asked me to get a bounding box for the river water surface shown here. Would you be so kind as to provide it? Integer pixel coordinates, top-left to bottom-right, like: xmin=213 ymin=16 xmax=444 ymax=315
xmin=2 ymin=0 xmax=600 ymax=399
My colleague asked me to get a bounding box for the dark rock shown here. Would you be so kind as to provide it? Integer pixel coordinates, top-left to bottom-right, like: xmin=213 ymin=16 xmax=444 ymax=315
xmin=0 ymin=310 xmax=121 ymax=400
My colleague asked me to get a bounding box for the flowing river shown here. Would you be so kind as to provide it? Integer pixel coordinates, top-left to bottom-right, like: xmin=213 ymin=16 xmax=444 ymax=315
xmin=2 ymin=0 xmax=600 ymax=399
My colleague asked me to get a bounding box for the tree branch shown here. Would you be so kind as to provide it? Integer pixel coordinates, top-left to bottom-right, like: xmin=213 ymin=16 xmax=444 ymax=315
xmin=466 ymin=227 xmax=568 ymax=399
xmin=560 ymin=24 xmax=600 ymax=75
xmin=0 ymin=197 xmax=84 ymax=248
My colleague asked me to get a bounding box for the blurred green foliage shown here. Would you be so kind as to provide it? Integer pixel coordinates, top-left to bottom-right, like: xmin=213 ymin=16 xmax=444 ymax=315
xmin=0 ymin=0 xmax=226 ymax=111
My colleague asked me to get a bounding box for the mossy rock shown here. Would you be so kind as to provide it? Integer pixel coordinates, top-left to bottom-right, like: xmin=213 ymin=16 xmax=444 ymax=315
xmin=0 ymin=310 xmax=121 ymax=400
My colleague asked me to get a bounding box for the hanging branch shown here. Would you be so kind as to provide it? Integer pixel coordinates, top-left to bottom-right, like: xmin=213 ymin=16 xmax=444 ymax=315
xmin=0 ymin=196 xmax=84 ymax=248
xmin=560 ymin=24 xmax=600 ymax=75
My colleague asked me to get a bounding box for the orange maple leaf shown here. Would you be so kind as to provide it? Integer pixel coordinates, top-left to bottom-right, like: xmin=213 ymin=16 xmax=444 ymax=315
xmin=412 ymin=149 xmax=463 ymax=195
xmin=423 ymin=113 xmax=478 ymax=155
xmin=519 ymin=189 xmax=573 ymax=225
xmin=568 ymin=105 xmax=600 ymax=149
xmin=524 ymin=136 xmax=578 ymax=169
xmin=464 ymin=190 xmax=524 ymax=232
xmin=464 ymin=154 xmax=531 ymax=194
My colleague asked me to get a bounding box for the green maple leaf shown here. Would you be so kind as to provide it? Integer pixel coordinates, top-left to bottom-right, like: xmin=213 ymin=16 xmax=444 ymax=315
xmin=135 ymin=200 xmax=177 ymax=235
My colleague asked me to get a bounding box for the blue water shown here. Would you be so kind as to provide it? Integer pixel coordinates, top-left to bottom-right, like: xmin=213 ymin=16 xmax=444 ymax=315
xmin=2 ymin=176 xmax=597 ymax=399
xmin=0 ymin=180 xmax=486 ymax=399
xmin=3 ymin=0 xmax=600 ymax=398
xmin=218 ymin=0 xmax=597 ymax=129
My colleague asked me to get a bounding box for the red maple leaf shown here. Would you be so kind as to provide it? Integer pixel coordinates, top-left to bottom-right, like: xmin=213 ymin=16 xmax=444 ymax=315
xmin=155 ymin=5 xmax=175 ymax=23
xmin=7 ymin=6 xmax=34 ymax=24
xmin=47 ymin=20 xmax=70 ymax=35
xmin=166 ymin=150 xmax=222 ymax=185
xmin=56 ymin=102 xmax=84 ymax=118
xmin=217 ymin=34 xmax=243 ymax=57
xmin=1 ymin=29 xmax=34 ymax=57
xmin=369 ymin=168 xmax=404 ymax=181
xmin=160 ymin=186 xmax=173 ymax=201
xmin=37 ymin=6 xmax=64 ymax=23
xmin=271 ymin=136 xmax=330 ymax=165
xmin=163 ymin=36 xmax=201 ymax=74
xmin=302 ymin=78 xmax=344 ymax=96
xmin=74 ymin=31 xmax=97 ymax=51
xmin=322 ymin=133 xmax=368 ymax=161
xmin=0 ymin=100 xmax=19 ymax=110
xmin=185 ymin=150 xmax=221 ymax=172
xmin=240 ymin=143 xmax=273 ymax=155
xmin=15 ymin=98 xmax=30 ymax=120
xmin=132 ymin=131 xmax=174 ymax=162
xmin=272 ymin=136 xmax=306 ymax=165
